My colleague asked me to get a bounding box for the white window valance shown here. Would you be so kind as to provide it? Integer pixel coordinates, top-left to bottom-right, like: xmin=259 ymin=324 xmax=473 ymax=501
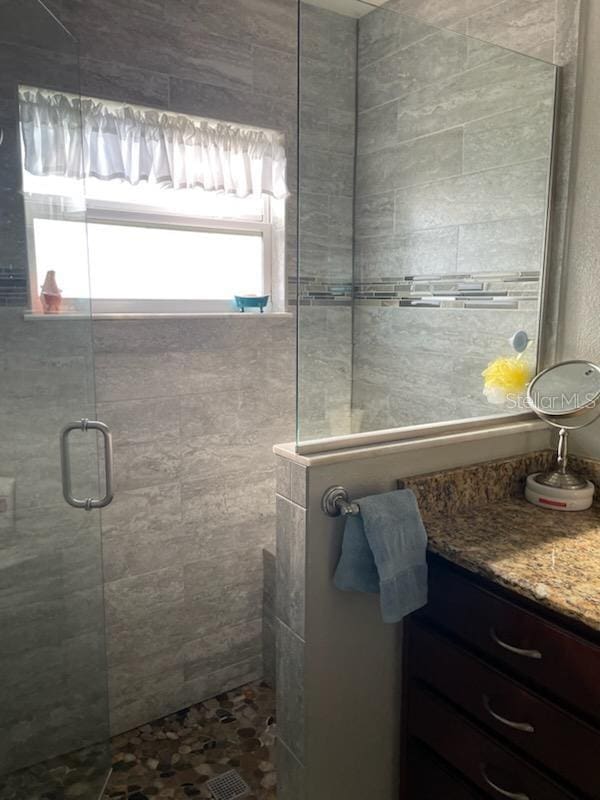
xmin=18 ymin=87 xmax=289 ymax=199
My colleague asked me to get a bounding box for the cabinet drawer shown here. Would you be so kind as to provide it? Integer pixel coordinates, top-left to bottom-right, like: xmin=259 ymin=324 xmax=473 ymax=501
xmin=420 ymin=562 xmax=600 ymax=720
xmin=409 ymin=620 xmax=600 ymax=797
xmin=408 ymin=681 xmax=578 ymax=800
xmin=406 ymin=742 xmax=486 ymax=800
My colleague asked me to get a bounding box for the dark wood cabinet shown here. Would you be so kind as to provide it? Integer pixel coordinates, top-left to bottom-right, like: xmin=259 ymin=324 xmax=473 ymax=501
xmin=402 ymin=557 xmax=600 ymax=800
xmin=407 ymin=742 xmax=488 ymax=799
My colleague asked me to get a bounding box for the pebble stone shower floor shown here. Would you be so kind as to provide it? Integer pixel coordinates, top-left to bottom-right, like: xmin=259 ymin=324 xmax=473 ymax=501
xmin=104 ymin=682 xmax=277 ymax=800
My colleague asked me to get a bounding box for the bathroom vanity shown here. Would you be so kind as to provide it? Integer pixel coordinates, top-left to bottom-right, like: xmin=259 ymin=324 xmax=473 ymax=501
xmin=401 ymin=456 xmax=600 ymax=800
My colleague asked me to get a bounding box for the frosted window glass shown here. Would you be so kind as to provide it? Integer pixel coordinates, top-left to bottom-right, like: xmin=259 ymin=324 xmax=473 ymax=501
xmin=33 ymin=219 xmax=264 ymax=300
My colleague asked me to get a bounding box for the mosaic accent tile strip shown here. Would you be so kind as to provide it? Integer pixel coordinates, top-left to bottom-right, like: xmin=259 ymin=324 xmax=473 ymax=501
xmin=292 ymin=276 xmax=352 ymax=307
xmin=292 ymin=271 xmax=540 ymax=308
xmin=355 ymin=270 xmax=540 ymax=309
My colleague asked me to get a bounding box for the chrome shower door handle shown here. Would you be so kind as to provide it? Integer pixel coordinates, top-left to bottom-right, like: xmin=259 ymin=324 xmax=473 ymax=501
xmin=60 ymin=419 xmax=114 ymax=510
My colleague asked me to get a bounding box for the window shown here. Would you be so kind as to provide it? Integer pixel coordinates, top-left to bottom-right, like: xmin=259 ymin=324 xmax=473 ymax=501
xmin=19 ymin=88 xmax=287 ymax=314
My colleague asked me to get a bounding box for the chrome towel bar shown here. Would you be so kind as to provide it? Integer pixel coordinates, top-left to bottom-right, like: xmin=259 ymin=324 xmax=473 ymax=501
xmin=321 ymin=486 xmax=360 ymax=517
xmin=321 ymin=481 xmax=408 ymax=517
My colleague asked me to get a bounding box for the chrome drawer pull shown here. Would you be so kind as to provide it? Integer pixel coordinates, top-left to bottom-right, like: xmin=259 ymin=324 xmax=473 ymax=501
xmin=483 ymin=695 xmax=535 ymax=733
xmin=490 ymin=628 xmax=542 ymax=660
xmin=481 ymin=764 xmax=530 ymax=800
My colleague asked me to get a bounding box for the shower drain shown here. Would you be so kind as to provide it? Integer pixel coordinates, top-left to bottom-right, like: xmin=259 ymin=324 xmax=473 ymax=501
xmin=206 ymin=769 xmax=251 ymax=800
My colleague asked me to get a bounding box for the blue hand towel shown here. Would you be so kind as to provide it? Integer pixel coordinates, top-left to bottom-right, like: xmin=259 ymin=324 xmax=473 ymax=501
xmin=333 ymin=488 xmax=428 ymax=623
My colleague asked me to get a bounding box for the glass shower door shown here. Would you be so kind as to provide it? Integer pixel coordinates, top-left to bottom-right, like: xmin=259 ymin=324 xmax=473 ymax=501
xmin=0 ymin=1 xmax=111 ymax=797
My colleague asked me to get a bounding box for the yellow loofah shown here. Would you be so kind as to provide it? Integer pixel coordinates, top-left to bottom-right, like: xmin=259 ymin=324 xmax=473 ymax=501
xmin=482 ymin=356 xmax=532 ymax=394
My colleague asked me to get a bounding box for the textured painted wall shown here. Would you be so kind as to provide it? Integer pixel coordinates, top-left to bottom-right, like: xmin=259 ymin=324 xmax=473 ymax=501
xmin=0 ymin=0 xmax=297 ymax=751
xmin=558 ymin=1 xmax=600 ymax=458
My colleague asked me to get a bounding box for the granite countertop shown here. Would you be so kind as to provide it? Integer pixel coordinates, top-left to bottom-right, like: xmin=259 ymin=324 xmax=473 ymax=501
xmin=426 ymin=497 xmax=600 ymax=632
xmin=405 ymin=451 xmax=600 ymax=633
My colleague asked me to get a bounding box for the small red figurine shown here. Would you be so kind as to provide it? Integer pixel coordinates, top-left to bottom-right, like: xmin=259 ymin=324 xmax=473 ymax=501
xmin=40 ymin=270 xmax=62 ymax=314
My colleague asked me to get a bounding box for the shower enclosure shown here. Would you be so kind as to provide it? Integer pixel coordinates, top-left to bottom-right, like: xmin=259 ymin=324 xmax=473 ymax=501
xmin=0 ymin=2 xmax=111 ymax=796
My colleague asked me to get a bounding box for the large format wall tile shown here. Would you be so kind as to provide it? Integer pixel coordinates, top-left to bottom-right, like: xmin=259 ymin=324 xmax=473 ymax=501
xmin=465 ymin=0 xmax=556 ymax=57
xmin=108 ymin=646 xmax=186 ymax=735
xmin=457 ymin=214 xmax=547 ymax=273
xmin=354 ymin=192 xmax=395 ymax=239
xmin=97 ymin=397 xmax=179 ymax=444
xmin=300 ymin=150 xmax=355 ymax=198
xmin=395 ymin=52 xmax=555 ymax=143
xmin=100 ymin=483 xmax=184 ymax=583
xmin=356 ymin=127 xmax=463 ymax=196
xmin=298 ymin=306 xmax=353 ymax=440
xmin=169 ymin=76 xmax=296 ymax=132
xmin=301 ymin=57 xmax=356 ymax=113
xmin=301 ymin=3 xmax=357 ymax=72
xmin=384 ymin=0 xmax=509 ymax=28
xmin=357 ymin=100 xmax=399 ymax=155
xmin=463 ymin=99 xmax=555 ymax=173
xmin=104 ymin=566 xmax=186 ymax=666
xmin=352 ymin=306 xmax=539 ymax=428
xmin=297 ymin=2 xmax=356 ymax=439
xmin=111 ymin=439 xmax=181 ymax=493
xmin=276 ymin=620 xmax=305 ymax=763
xmin=276 ymin=739 xmax=306 ymax=800
xmin=181 ymin=655 xmax=263 ymax=712
xmin=94 ymin=352 xmax=185 ymax=402
xmin=166 ymin=0 xmax=298 ymax=54
xmin=353 ymin=0 xmax=558 ymax=435
xmin=358 ymin=29 xmax=468 ymax=112
xmin=80 ymin=57 xmax=170 ymax=107
xmin=275 ymin=495 xmax=306 ymax=639
xmin=358 ymin=6 xmax=434 ymax=66
xmin=394 ymin=158 xmax=550 ymax=233
xmin=168 ymin=29 xmax=254 ymax=90
xmin=183 ymin=618 xmax=263 ymax=681
xmin=355 ymin=227 xmax=459 ymax=281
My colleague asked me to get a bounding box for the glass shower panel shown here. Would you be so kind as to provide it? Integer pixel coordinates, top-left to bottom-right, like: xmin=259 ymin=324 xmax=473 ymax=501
xmin=297 ymin=0 xmax=558 ymax=444
xmin=0 ymin=1 xmax=111 ymax=797
xmin=297 ymin=0 xmax=364 ymax=442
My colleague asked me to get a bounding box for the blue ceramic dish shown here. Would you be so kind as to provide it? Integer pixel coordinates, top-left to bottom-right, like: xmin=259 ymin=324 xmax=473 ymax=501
xmin=234 ymin=295 xmax=269 ymax=313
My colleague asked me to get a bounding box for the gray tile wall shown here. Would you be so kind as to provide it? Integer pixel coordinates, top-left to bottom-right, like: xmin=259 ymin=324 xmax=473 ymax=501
xmin=95 ymin=315 xmax=295 ymax=734
xmin=298 ymin=305 xmax=353 ymax=440
xmin=0 ymin=309 xmax=108 ymax=773
xmin=275 ymin=456 xmax=307 ymax=798
xmin=0 ymin=0 xmax=298 ymax=751
xmin=355 ymin=6 xmax=556 ymax=283
xmin=1 ymin=0 xmax=298 ymax=305
xmin=352 ymin=306 xmax=538 ymax=431
xmin=297 ymin=4 xmax=357 ymax=440
xmin=262 ymin=547 xmax=276 ymax=688
xmin=0 ymin=6 xmax=80 ymax=307
xmin=351 ymin=0 xmax=564 ymax=432
xmin=294 ymin=0 xmax=579 ymax=442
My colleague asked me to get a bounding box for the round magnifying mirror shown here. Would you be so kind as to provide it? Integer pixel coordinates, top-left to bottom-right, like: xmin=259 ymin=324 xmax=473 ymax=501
xmin=527 ymin=360 xmax=600 ymax=428
xmin=525 ymin=360 xmax=600 ymax=503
